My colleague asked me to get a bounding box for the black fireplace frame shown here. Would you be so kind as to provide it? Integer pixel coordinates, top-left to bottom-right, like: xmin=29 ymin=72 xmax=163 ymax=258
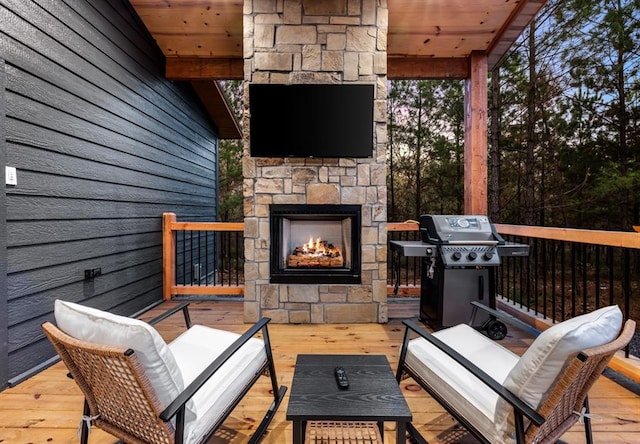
xmin=269 ymin=204 xmax=361 ymax=284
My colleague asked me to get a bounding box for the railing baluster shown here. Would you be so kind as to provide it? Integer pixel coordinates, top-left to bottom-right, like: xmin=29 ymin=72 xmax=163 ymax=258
xmin=582 ymin=244 xmax=587 ymax=314
xmin=571 ymin=243 xmax=576 ymax=318
xmin=198 ymin=230 xmax=202 ymax=285
xmin=214 ymin=231 xmax=219 ymax=286
xmin=206 ymin=231 xmax=209 ymax=285
xmin=551 ymin=239 xmax=556 ymax=321
xmin=189 ymin=229 xmax=193 ymax=284
xmin=608 ymin=247 xmax=614 ymax=306
xmin=542 ymin=239 xmax=547 ymax=319
xmin=175 ymin=230 xmax=180 ymax=286
xmin=595 ymin=245 xmax=601 ymax=309
xmin=520 ymin=236 xmax=526 ymax=308
xmin=623 ymin=249 xmax=631 ymax=358
xmin=182 ymin=231 xmax=186 ymax=286
xmin=561 ymin=242 xmax=566 ymax=321
xmin=533 ymin=238 xmax=538 ymax=313
xmin=228 ymin=231 xmax=232 ymax=286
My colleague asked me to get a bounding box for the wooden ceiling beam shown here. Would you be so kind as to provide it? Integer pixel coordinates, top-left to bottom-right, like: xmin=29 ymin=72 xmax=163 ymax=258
xmin=167 ymin=56 xmax=471 ymax=81
xmin=190 ymin=80 xmax=241 ymax=140
xmin=487 ymin=0 xmax=547 ymax=69
xmin=166 ymin=57 xmax=243 ymax=80
xmin=387 ymin=57 xmax=469 ymax=80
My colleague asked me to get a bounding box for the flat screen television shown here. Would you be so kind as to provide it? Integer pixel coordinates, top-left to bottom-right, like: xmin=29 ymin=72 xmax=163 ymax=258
xmin=249 ymin=83 xmax=374 ymax=158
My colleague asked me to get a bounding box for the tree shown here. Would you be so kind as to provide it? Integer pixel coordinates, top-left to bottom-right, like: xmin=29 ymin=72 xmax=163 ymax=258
xmin=487 ymin=0 xmax=640 ymax=229
xmin=218 ymin=80 xmax=244 ymax=222
xmin=554 ymin=0 xmax=640 ymax=228
xmin=387 ymin=80 xmax=465 ymax=221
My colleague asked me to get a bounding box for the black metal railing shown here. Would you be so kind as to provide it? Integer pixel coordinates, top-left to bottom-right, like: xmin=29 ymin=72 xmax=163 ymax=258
xmin=387 ymin=224 xmax=422 ymax=294
xmin=498 ymin=237 xmax=638 ymax=326
xmin=175 ymin=229 xmax=244 ymax=287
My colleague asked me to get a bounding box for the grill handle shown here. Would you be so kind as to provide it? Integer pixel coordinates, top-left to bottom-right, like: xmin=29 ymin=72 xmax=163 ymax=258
xmin=445 ymin=240 xmax=498 ymax=246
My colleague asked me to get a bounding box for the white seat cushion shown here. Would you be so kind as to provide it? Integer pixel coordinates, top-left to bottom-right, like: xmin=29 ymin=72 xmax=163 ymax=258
xmin=54 ymin=300 xmax=184 ymax=413
xmin=169 ymin=324 xmax=267 ymax=444
xmin=54 ymin=300 xmax=269 ymax=444
xmin=494 ymin=305 xmax=623 ymax=441
xmin=406 ymin=324 xmax=520 ymax=444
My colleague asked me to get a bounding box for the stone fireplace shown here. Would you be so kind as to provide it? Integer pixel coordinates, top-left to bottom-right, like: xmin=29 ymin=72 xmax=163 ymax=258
xmin=243 ymin=0 xmax=388 ymax=323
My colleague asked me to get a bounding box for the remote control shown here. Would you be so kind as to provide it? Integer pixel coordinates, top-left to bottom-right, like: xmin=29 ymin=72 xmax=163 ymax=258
xmin=334 ymin=367 xmax=349 ymax=389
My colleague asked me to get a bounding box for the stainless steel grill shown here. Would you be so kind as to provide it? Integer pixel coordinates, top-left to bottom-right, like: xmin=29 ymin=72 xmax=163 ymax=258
xmin=390 ymin=214 xmax=529 ymax=336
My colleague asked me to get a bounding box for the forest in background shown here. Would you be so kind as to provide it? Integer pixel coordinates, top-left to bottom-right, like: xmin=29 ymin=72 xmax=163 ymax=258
xmin=220 ymin=0 xmax=640 ymax=231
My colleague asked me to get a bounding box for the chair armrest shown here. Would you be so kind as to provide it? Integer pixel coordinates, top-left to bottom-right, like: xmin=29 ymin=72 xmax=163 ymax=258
xmin=147 ymin=302 xmax=192 ymax=329
xmin=159 ymin=317 xmax=272 ymax=422
xmin=402 ymin=319 xmax=545 ymax=427
xmin=470 ymin=301 xmax=540 ymax=337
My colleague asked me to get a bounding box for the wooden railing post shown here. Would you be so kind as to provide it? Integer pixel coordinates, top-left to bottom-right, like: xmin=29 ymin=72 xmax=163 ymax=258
xmin=163 ymin=212 xmax=177 ymax=301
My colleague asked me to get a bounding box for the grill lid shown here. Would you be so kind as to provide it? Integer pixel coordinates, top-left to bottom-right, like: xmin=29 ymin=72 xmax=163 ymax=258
xmin=419 ymin=214 xmax=505 ymax=245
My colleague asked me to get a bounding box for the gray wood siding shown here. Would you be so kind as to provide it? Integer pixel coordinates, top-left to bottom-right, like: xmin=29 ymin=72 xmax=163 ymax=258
xmin=1 ymin=60 xmax=9 ymax=389
xmin=0 ymin=0 xmax=220 ymax=387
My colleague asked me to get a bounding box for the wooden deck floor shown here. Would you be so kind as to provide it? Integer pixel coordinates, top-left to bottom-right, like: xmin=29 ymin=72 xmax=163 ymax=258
xmin=1 ymin=300 xmax=639 ymax=443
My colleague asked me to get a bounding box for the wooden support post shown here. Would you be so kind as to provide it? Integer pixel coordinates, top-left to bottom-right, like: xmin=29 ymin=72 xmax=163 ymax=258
xmin=163 ymin=212 xmax=177 ymax=301
xmin=464 ymin=51 xmax=488 ymax=215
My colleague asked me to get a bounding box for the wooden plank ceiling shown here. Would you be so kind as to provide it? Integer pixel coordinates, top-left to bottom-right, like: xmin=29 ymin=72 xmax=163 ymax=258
xmin=129 ymin=0 xmax=546 ymax=138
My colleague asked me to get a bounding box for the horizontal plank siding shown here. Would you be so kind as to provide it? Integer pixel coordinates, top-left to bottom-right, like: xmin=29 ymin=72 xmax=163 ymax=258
xmin=6 ymin=139 xmax=217 ymax=198
xmin=8 ymin=247 xmax=162 ymax=301
xmin=7 ymin=218 xmax=160 ymax=246
xmin=3 ymin=76 xmax=216 ymax=182
xmin=2 ymin=0 xmax=216 ymax=164
xmin=0 ymin=0 xmax=220 ymax=387
xmin=0 ymin=60 xmax=9 ymax=389
xmin=7 ymin=196 xmax=205 ymax=220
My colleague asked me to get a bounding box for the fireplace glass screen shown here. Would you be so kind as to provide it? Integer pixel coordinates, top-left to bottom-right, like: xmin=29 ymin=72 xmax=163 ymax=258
xmin=270 ymin=205 xmax=361 ymax=284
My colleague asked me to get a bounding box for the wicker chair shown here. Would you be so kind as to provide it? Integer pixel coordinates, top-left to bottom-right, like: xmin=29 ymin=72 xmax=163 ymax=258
xmin=42 ymin=300 xmax=287 ymax=444
xmin=396 ymin=303 xmax=635 ymax=444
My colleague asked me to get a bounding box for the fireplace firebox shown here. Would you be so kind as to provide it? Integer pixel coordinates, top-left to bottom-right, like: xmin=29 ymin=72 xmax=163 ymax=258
xmin=270 ymin=205 xmax=361 ymax=284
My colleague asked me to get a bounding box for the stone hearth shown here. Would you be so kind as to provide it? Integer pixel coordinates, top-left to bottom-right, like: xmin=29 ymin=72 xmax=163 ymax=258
xmin=243 ymin=0 xmax=388 ymax=323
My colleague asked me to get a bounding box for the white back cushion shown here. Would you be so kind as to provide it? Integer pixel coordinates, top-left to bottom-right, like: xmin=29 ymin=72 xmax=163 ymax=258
xmin=54 ymin=299 xmax=184 ymax=411
xmin=495 ymin=305 xmax=623 ymax=439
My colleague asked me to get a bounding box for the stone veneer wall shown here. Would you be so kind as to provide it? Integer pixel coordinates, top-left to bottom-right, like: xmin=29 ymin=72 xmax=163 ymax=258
xmin=242 ymin=0 xmax=388 ymax=323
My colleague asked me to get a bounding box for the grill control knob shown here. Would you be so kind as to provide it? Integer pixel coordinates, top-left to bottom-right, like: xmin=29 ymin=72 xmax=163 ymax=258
xmin=467 ymin=252 xmax=478 ymax=261
xmin=452 ymin=251 xmax=462 ymax=261
xmin=483 ymin=251 xmax=495 ymax=261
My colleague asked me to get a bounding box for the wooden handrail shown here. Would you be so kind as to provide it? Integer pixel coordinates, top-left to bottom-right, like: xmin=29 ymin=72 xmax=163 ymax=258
xmin=388 ymin=222 xmax=419 ymax=231
xmin=388 ymin=220 xmax=640 ymax=249
xmin=170 ymin=221 xmax=244 ymax=231
xmin=494 ymin=223 xmax=640 ymax=249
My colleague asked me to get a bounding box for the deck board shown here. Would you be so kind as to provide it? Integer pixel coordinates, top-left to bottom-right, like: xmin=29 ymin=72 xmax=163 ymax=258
xmin=0 ymin=300 xmax=638 ymax=443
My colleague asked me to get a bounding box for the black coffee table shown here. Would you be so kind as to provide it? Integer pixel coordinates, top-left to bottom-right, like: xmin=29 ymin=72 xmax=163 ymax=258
xmin=286 ymin=354 xmax=412 ymax=443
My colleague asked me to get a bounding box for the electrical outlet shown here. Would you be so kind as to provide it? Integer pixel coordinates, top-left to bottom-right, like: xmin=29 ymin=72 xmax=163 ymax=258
xmin=84 ymin=268 xmax=102 ymax=279
xmin=193 ymin=263 xmax=201 ymax=282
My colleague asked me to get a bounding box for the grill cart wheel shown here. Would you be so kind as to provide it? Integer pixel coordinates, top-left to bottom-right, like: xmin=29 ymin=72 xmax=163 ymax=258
xmin=484 ymin=319 xmax=507 ymax=340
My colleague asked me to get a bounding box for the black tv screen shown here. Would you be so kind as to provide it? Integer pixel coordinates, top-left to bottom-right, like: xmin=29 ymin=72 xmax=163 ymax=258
xmin=249 ymin=83 xmax=374 ymax=158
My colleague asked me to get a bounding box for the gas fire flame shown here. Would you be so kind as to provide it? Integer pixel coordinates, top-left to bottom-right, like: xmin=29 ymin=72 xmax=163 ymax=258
xmin=295 ymin=236 xmax=341 ymax=258
xmin=289 ymin=235 xmax=343 ymax=268
xmin=303 ymin=237 xmax=327 ymax=255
